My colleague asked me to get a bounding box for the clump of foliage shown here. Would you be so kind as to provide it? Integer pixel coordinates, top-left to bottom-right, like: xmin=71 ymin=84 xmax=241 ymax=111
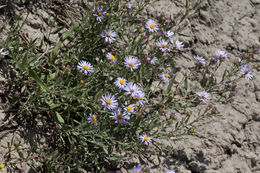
xmin=0 ymin=0 xmax=258 ymax=172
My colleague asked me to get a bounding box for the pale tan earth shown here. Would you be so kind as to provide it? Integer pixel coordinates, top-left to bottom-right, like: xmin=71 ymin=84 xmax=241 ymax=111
xmin=0 ymin=0 xmax=260 ymax=173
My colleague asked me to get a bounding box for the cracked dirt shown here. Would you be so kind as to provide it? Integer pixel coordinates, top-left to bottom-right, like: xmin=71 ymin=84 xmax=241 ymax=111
xmin=0 ymin=0 xmax=260 ymax=172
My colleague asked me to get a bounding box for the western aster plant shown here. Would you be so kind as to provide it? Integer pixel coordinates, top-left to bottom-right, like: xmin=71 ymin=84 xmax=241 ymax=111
xmin=1 ymin=0 xmax=258 ymax=172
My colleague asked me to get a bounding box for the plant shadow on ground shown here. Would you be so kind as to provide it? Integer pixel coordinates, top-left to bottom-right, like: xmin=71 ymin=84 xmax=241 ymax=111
xmin=0 ymin=60 xmax=53 ymax=172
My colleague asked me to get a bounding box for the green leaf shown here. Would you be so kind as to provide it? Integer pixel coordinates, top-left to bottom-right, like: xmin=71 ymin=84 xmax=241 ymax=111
xmin=28 ymin=69 xmax=49 ymax=92
xmin=56 ymin=112 xmax=65 ymax=124
xmin=61 ymin=30 xmax=73 ymax=42
xmin=18 ymin=151 xmax=24 ymax=159
xmin=184 ymin=73 xmax=188 ymax=96
xmin=46 ymin=101 xmax=60 ymax=109
xmin=106 ymin=155 xmax=124 ymax=161
xmin=66 ymin=12 xmax=79 ymax=30
xmin=221 ymin=68 xmax=227 ymax=82
xmin=50 ymin=26 xmax=64 ymax=35
xmin=90 ymin=140 xmax=108 ymax=154
xmin=166 ymin=77 xmax=174 ymax=94
xmin=0 ymin=5 xmax=6 ymax=9
xmin=52 ymin=41 xmax=62 ymax=58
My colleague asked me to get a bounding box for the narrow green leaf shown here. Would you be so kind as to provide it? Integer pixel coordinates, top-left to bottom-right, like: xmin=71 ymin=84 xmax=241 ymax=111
xmin=52 ymin=41 xmax=62 ymax=60
xmin=221 ymin=68 xmax=227 ymax=82
xmin=66 ymin=12 xmax=79 ymax=30
xmin=56 ymin=112 xmax=65 ymax=124
xmin=61 ymin=30 xmax=73 ymax=42
xmin=166 ymin=77 xmax=175 ymax=94
xmin=50 ymin=26 xmax=64 ymax=35
xmin=18 ymin=151 xmax=24 ymax=159
xmin=106 ymin=155 xmax=124 ymax=161
xmin=0 ymin=5 xmax=6 ymax=9
xmin=184 ymin=73 xmax=188 ymax=96
xmin=46 ymin=101 xmax=60 ymax=109
xmin=28 ymin=69 xmax=49 ymax=92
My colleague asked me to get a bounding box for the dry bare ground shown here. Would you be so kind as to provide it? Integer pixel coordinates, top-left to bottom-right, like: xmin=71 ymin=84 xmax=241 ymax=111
xmin=0 ymin=0 xmax=259 ymax=172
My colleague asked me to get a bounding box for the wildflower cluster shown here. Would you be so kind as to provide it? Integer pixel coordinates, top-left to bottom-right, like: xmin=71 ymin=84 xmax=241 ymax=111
xmin=1 ymin=0 xmax=258 ymax=172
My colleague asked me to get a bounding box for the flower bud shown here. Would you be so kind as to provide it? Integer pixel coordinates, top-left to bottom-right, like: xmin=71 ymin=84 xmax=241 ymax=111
xmin=186 ymin=111 xmax=192 ymax=117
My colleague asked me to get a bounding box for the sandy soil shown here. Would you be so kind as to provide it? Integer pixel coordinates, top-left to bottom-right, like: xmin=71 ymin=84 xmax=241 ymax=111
xmin=0 ymin=0 xmax=259 ymax=172
xmin=145 ymin=0 xmax=260 ymax=172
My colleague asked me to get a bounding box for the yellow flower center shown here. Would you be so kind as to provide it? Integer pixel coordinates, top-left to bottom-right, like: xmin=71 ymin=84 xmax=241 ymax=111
xmin=98 ymin=12 xmax=102 ymax=16
xmin=0 ymin=163 xmax=4 ymax=169
xmin=92 ymin=115 xmax=97 ymax=122
xmin=144 ymin=136 xmax=149 ymax=141
xmin=126 ymin=106 xmax=132 ymax=111
xmin=83 ymin=65 xmax=89 ymax=70
xmin=110 ymin=55 xmax=116 ymax=61
xmin=117 ymin=114 xmax=123 ymax=120
xmin=129 ymin=62 xmax=134 ymax=67
xmin=164 ymin=73 xmax=169 ymax=78
xmin=139 ymin=96 xmax=142 ymax=100
xmin=106 ymin=100 xmax=111 ymax=104
xmin=130 ymin=89 xmax=134 ymax=93
xmin=106 ymin=33 xmax=111 ymax=37
xmin=150 ymin=24 xmax=155 ymax=29
xmin=162 ymin=44 xmax=166 ymax=48
xmin=119 ymin=80 xmax=125 ymax=85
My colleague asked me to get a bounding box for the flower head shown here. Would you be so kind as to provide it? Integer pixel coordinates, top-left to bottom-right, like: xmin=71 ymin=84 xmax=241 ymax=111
xmin=124 ymin=104 xmax=136 ymax=115
xmin=93 ymin=7 xmax=106 ymax=21
xmin=164 ymin=30 xmax=174 ymax=38
xmin=237 ymin=57 xmax=242 ymax=63
xmin=114 ymin=77 xmax=127 ymax=89
xmin=224 ymin=81 xmax=236 ymax=91
xmin=106 ymin=52 xmax=117 ymax=63
xmin=166 ymin=170 xmax=176 ymax=173
xmin=110 ymin=109 xmax=130 ymax=124
xmin=160 ymin=72 xmax=171 ymax=82
xmin=124 ymin=56 xmax=141 ymax=71
xmin=102 ymin=29 xmax=117 ymax=44
xmin=0 ymin=48 xmax=8 ymax=56
xmin=156 ymin=39 xmax=170 ymax=53
xmin=87 ymin=113 xmax=98 ymax=124
xmin=147 ymin=56 xmax=158 ymax=65
xmin=174 ymin=40 xmax=184 ymax=50
xmin=240 ymin=65 xmax=253 ymax=80
xmin=124 ymin=82 xmax=141 ymax=97
xmin=194 ymin=55 xmax=206 ymax=66
xmin=196 ymin=91 xmax=211 ymax=104
xmin=164 ymin=30 xmax=174 ymax=43
xmin=100 ymin=93 xmax=118 ymax=110
xmin=134 ymin=91 xmax=146 ymax=105
xmin=132 ymin=165 xmax=142 ymax=173
xmin=145 ymin=19 xmax=159 ymax=33
xmin=77 ymin=60 xmax=94 ymax=75
xmin=139 ymin=134 xmax=152 ymax=145
xmin=215 ymin=50 xmax=228 ymax=59
xmin=126 ymin=2 xmax=134 ymax=10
